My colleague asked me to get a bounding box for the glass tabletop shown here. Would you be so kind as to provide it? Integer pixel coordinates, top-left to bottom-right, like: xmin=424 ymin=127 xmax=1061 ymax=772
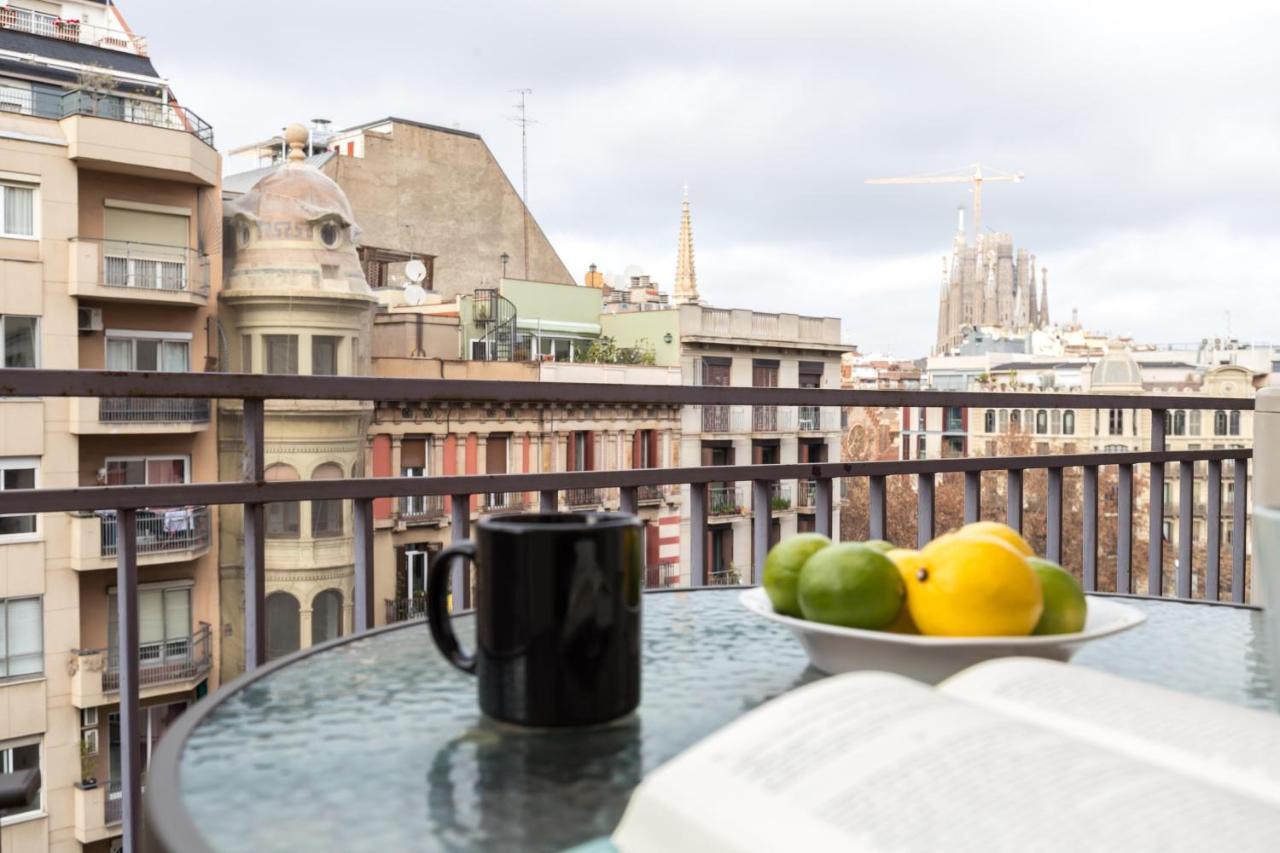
xmin=159 ymin=590 xmax=1275 ymax=852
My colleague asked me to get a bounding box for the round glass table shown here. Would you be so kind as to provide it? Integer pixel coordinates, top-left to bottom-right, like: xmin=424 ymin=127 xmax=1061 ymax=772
xmin=147 ymin=590 xmax=1275 ymax=852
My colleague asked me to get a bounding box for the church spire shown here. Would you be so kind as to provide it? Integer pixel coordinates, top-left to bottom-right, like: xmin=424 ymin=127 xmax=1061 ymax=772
xmin=673 ymin=185 xmax=700 ymax=305
xmin=1039 ymin=267 xmax=1049 ymax=326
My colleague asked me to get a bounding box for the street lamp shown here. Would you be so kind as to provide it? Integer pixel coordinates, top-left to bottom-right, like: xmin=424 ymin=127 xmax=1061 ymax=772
xmin=500 ymin=252 xmax=510 ymax=278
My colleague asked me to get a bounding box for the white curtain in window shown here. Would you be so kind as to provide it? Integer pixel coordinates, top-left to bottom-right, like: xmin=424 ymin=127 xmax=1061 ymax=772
xmin=106 ymin=338 xmax=133 ymax=370
xmin=3 ymin=186 xmax=34 ymax=236
xmin=164 ymin=588 xmax=190 ymax=641
xmin=139 ymin=590 xmax=165 ymax=646
xmin=2 ymin=598 xmax=42 ymax=677
xmin=162 ymin=341 xmax=188 ymax=372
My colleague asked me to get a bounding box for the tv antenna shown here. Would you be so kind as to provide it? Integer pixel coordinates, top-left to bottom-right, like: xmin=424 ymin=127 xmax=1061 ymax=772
xmin=509 ymin=88 xmax=535 ymax=277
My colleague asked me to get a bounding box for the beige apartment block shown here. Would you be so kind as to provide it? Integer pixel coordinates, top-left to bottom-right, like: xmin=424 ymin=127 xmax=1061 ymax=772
xmin=1 ymin=3 xmax=221 ymax=849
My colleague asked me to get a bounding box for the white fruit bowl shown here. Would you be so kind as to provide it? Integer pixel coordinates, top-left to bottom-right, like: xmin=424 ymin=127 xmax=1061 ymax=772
xmin=739 ymin=587 xmax=1146 ymax=684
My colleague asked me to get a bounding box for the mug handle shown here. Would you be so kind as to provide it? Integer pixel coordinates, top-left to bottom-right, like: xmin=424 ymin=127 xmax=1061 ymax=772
xmin=426 ymin=540 xmax=477 ymax=674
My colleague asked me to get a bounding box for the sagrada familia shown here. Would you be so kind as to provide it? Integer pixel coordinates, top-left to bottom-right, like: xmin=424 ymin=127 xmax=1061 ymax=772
xmin=935 ymin=211 xmax=1050 ymax=354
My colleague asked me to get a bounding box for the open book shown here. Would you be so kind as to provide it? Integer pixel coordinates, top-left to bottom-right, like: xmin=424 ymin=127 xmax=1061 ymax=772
xmin=612 ymin=658 xmax=1280 ymax=852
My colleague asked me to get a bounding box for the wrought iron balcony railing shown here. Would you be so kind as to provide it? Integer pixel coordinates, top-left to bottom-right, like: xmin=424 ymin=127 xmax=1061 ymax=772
xmin=565 ymin=487 xmax=602 ymax=508
xmin=385 ymin=596 xmax=427 ymax=624
xmin=98 ymin=505 xmax=210 ymax=557
xmin=0 ymin=367 xmax=1258 ymax=841
xmin=637 ymin=484 xmax=665 ymax=504
xmin=398 ymin=494 xmax=445 ymax=522
xmin=708 ymin=483 xmax=745 ymax=517
xmin=98 ymin=397 xmax=211 ymax=424
xmin=797 ymin=478 xmax=818 ymax=509
xmin=75 ymin=622 xmax=212 ymax=694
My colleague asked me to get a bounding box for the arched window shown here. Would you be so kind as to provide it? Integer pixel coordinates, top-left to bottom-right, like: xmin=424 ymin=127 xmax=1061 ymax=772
xmin=984 ymin=410 xmax=995 ymax=432
xmin=1173 ymin=410 xmax=1187 ymax=436
xmin=311 ymin=589 xmax=343 ymax=644
xmin=1010 ymin=409 xmax=1021 ymax=431
xmin=266 ymin=592 xmax=300 ymax=660
xmin=1063 ymin=410 xmax=1075 ymax=435
xmin=1189 ymin=410 xmax=1201 ymax=436
xmin=998 ymin=409 xmax=1009 ymax=433
xmin=1036 ymin=410 xmax=1048 ymax=434
xmin=265 ymin=464 xmax=300 ymax=538
xmin=1214 ymin=410 xmax=1227 ymax=436
xmin=1050 ymin=410 xmax=1062 ymax=434
xmin=1229 ymin=410 xmax=1241 ymax=436
xmin=311 ymin=462 xmax=344 ymax=538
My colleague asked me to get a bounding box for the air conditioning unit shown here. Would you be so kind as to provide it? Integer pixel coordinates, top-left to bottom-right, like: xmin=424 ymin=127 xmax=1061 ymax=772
xmin=78 ymin=306 xmax=103 ymax=332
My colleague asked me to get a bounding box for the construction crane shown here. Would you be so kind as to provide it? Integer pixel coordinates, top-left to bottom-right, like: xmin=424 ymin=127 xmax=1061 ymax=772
xmin=865 ymin=163 xmax=1024 ymax=240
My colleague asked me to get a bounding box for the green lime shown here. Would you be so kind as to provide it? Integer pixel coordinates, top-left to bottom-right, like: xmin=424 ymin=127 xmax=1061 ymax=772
xmin=1028 ymin=557 xmax=1087 ymax=635
xmin=797 ymin=543 xmax=904 ymax=629
xmin=863 ymin=539 xmax=895 ymax=554
xmin=763 ymin=533 xmax=831 ymax=617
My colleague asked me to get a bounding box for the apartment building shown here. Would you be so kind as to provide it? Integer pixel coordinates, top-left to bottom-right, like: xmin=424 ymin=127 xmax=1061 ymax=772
xmin=675 ymin=304 xmax=847 ymax=584
xmin=0 ymin=3 xmax=221 ymax=850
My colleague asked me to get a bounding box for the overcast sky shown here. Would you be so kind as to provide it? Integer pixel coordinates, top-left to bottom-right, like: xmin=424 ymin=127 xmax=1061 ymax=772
xmin=125 ymin=0 xmax=1280 ymax=356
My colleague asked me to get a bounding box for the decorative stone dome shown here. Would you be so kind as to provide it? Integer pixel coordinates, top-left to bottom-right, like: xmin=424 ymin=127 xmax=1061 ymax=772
xmin=1090 ymin=349 xmax=1143 ymax=391
xmin=223 ymin=123 xmax=372 ymax=299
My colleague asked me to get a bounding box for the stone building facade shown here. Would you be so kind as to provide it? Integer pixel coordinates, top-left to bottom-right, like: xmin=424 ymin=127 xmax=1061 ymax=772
xmin=936 ymin=222 xmax=1050 ymax=354
xmin=216 ymin=126 xmax=376 ymax=675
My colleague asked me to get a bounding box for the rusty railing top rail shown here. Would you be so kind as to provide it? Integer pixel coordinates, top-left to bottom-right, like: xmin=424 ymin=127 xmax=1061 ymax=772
xmin=0 ymin=369 xmax=1257 ymax=411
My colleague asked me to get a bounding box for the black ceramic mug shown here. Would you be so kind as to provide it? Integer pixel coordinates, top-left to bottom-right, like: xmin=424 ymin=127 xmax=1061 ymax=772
xmin=426 ymin=512 xmax=643 ymax=728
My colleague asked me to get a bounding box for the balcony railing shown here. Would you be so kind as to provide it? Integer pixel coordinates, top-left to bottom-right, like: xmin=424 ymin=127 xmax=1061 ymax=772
xmin=398 ymin=494 xmax=445 ymax=522
xmin=702 ymin=404 xmax=730 ymax=432
xmin=797 ymin=478 xmax=818 ymax=509
xmin=88 ymin=623 xmax=212 ymax=693
xmin=638 ymin=484 xmax=665 ymax=504
xmin=482 ymin=492 xmax=533 ymax=512
xmin=709 ymin=483 xmax=745 ymax=517
xmin=707 ymin=568 xmax=743 ymax=586
xmin=99 ymin=505 xmax=210 ymax=557
xmin=0 ymin=367 xmax=1260 ymax=836
xmin=0 ymin=6 xmax=148 ymax=54
xmin=752 ymin=404 xmax=778 ymax=432
xmin=98 ymin=397 xmax=210 ymax=424
xmin=644 ymin=561 xmax=681 ymax=589
xmin=769 ymin=482 xmax=792 ymax=511
xmin=385 ymin=596 xmax=427 ymax=623
xmin=87 ymin=238 xmax=209 ymax=295
xmin=565 ymin=487 xmax=602 ymax=508
xmin=105 ymin=779 xmax=124 ymax=826
xmin=61 ymin=91 xmax=214 ymax=146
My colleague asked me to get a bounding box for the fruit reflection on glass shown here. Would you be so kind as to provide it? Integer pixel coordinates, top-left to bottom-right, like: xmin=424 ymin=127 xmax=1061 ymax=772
xmin=762 ymin=521 xmax=1087 ymax=638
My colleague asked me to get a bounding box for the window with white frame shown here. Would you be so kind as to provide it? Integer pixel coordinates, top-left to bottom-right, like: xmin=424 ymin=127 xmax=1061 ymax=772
xmin=105 ymin=331 xmax=190 ymax=372
xmin=0 ymin=458 xmax=37 ymax=537
xmin=0 ymin=182 xmax=36 ymax=238
xmin=0 ymin=737 xmax=41 ymax=820
xmin=108 ymin=583 xmax=193 ymax=668
xmin=1 ymin=596 xmax=42 ymax=679
xmin=1 ymin=315 xmax=37 ymax=368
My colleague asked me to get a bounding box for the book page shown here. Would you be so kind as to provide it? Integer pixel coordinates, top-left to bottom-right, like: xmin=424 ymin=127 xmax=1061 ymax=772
xmin=613 ymin=671 xmax=1280 ymax=853
xmin=940 ymin=657 xmax=1280 ymax=803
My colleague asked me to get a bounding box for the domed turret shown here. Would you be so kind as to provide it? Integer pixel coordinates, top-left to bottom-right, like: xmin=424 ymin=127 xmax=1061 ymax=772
xmin=1089 ymin=349 xmax=1144 ymax=393
xmin=224 ymin=123 xmax=373 ymax=299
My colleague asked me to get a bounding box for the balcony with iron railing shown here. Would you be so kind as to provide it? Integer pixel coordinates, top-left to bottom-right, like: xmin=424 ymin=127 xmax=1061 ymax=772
xmin=798 ymin=405 xmax=822 ymax=431
xmin=796 ymin=478 xmax=818 ymax=510
xmin=565 ymin=487 xmax=603 ymax=508
xmin=644 ymin=561 xmax=681 ymax=589
xmin=385 ymin=595 xmax=428 ymax=624
xmin=769 ymin=482 xmax=792 ymax=512
xmin=637 ymin=483 xmax=665 ymax=505
xmin=0 ymin=367 xmax=1263 ymax=839
xmin=70 ymin=505 xmax=211 ymax=571
xmin=73 ymin=393 xmax=212 ymax=435
xmin=0 ymin=5 xmax=148 ymax=54
xmin=71 ymin=623 xmax=212 ymax=708
xmin=69 ymin=238 xmax=210 ymax=307
xmin=397 ymin=494 xmax=446 ymax=524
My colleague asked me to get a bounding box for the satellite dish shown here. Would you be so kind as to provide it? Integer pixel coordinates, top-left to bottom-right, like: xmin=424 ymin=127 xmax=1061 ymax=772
xmin=403 ymin=283 xmax=427 ymax=306
xmin=405 ymin=259 xmax=427 ymax=283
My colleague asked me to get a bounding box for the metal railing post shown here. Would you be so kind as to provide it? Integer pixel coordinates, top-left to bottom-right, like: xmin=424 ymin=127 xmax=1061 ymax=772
xmin=1082 ymin=465 xmax=1098 ymax=591
xmin=815 ymin=477 xmax=833 ymax=538
xmin=690 ymin=484 xmax=707 ymax=586
xmin=539 ymin=489 xmax=557 ymax=512
xmin=1046 ymin=467 xmax=1063 ymax=564
xmin=619 ymin=486 xmax=638 ymax=516
xmin=1232 ymin=457 xmax=1248 ymax=603
xmin=1149 ymin=409 xmax=1167 ymax=596
xmin=963 ymin=470 xmax=981 ymax=523
xmin=450 ymin=493 xmax=470 ymax=608
xmin=869 ymin=475 xmax=887 ymax=541
xmin=1178 ymin=460 xmax=1194 ymax=598
xmin=916 ymin=472 xmax=934 ymax=549
xmin=1117 ymin=463 xmax=1134 ymax=594
xmin=242 ymin=399 xmax=266 ymax=670
xmin=116 ymin=507 xmax=141 ymax=853
xmin=354 ymin=498 xmax=375 ymax=631
xmin=1206 ymin=459 xmax=1222 ymax=601
xmin=1006 ymin=469 xmax=1023 ymax=533
xmin=752 ymin=479 xmax=771 ymax=584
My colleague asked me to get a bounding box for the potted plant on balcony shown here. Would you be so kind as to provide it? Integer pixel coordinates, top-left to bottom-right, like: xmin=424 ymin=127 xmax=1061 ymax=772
xmin=771 ymin=495 xmax=791 ymax=511
xmin=78 ymin=740 xmax=98 ymax=790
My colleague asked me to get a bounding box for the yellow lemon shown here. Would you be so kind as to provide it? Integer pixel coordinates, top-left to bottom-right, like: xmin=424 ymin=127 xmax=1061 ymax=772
xmin=909 ymin=534 xmax=1043 ymax=636
xmin=883 ymin=548 xmax=923 ymax=633
xmin=956 ymin=520 xmax=1034 ymax=558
